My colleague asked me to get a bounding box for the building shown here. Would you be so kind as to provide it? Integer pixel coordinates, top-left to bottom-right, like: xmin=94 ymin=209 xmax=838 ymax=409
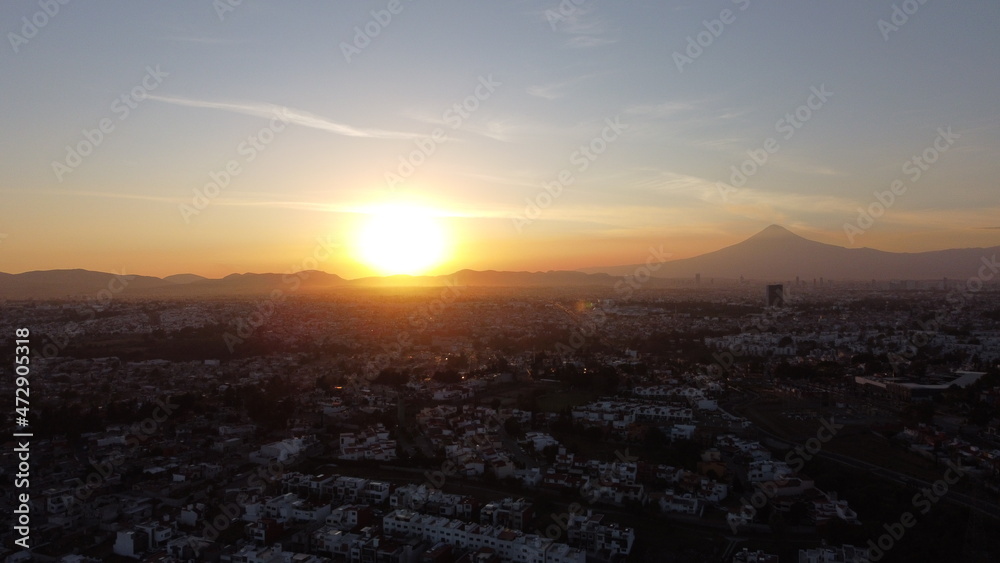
xmin=480 ymin=498 xmax=534 ymax=531
xmin=734 ymin=548 xmax=780 ymax=563
xmin=766 ymin=284 xmax=785 ymax=308
xmin=565 ymin=510 xmax=634 ymax=557
xmin=383 ymin=509 xmax=586 ymax=563
xmin=798 ymin=544 xmax=870 ymax=563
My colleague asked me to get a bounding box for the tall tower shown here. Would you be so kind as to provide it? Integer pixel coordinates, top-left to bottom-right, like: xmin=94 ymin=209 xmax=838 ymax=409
xmin=766 ymin=284 xmax=784 ymax=308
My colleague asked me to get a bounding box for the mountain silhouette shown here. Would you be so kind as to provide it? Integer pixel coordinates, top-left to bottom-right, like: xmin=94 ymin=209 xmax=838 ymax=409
xmin=582 ymin=224 xmax=1000 ymax=281
xmin=2 ymin=225 xmax=997 ymax=298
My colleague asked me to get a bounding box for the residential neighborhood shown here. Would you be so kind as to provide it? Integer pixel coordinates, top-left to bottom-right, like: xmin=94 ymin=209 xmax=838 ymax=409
xmin=2 ymin=283 xmax=1000 ymax=561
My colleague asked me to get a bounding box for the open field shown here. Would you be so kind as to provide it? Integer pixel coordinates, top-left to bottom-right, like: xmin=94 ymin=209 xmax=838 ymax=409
xmin=821 ymin=432 xmax=971 ymax=485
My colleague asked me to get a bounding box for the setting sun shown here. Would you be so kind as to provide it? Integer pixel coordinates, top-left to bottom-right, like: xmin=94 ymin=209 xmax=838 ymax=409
xmin=353 ymin=204 xmax=449 ymax=276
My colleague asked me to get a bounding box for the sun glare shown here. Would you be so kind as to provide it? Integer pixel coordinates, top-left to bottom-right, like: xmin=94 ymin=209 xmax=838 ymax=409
xmin=354 ymin=204 xmax=448 ymax=276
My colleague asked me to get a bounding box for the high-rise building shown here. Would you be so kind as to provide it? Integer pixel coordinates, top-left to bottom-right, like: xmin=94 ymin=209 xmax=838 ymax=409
xmin=766 ymin=284 xmax=784 ymax=307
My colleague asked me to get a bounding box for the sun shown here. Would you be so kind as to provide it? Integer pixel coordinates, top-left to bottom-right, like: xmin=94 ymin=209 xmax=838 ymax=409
xmin=354 ymin=204 xmax=448 ymax=276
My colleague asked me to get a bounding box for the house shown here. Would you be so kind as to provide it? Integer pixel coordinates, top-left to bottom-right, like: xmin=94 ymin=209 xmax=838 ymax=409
xmin=480 ymin=498 xmax=534 ymax=531
xmin=383 ymin=510 xmax=586 ymax=563
xmin=798 ymin=544 xmax=870 ymax=563
xmin=653 ymin=490 xmax=702 ymax=516
xmin=733 ymin=548 xmax=780 ymax=563
xmin=565 ymin=510 xmax=635 ymax=556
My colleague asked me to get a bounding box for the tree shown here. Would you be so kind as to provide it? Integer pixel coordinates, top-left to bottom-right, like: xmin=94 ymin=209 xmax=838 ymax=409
xmin=644 ymin=426 xmax=667 ymax=448
xmin=374 ymin=369 xmax=408 ymax=387
xmin=432 ymin=370 xmax=462 ymax=384
xmin=446 ymin=353 xmax=468 ymax=371
xmin=504 ymin=417 xmax=525 ymax=439
xmin=901 ymin=402 xmax=934 ymax=425
xmin=541 ymin=444 xmax=560 ymax=464
xmin=787 ymin=501 xmax=809 ymax=525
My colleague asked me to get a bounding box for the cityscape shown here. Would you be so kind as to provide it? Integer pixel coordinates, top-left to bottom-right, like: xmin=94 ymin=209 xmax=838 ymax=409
xmin=2 ymin=2 xmax=1000 ymax=562
xmin=2 ymin=226 xmax=1000 ymax=561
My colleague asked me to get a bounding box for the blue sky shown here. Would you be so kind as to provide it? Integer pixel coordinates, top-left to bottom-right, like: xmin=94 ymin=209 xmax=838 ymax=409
xmin=1 ymin=0 xmax=998 ymax=277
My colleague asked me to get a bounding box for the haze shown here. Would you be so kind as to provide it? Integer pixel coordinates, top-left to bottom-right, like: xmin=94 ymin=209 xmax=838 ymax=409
xmin=1 ymin=1 xmax=999 ymax=278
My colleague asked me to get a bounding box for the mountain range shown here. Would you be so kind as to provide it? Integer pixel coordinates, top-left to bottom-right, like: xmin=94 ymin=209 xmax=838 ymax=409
xmin=2 ymin=225 xmax=997 ymax=299
xmin=580 ymin=224 xmax=1000 ymax=281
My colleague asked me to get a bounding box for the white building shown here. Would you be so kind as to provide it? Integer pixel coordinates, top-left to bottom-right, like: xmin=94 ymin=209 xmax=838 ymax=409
xmin=565 ymin=510 xmax=634 ymax=556
xmin=339 ymin=424 xmax=397 ymax=461
xmin=747 ymin=460 xmax=792 ymax=483
xmin=383 ymin=509 xmax=585 ymax=563
xmin=655 ymin=490 xmax=702 ymax=516
xmin=250 ymin=436 xmax=315 ymax=465
xmin=670 ymin=424 xmax=697 ymax=441
xmin=798 ymin=544 xmax=871 ymax=563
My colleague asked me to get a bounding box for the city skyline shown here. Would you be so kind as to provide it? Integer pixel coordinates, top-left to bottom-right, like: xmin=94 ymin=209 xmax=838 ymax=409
xmin=2 ymin=1 xmax=999 ymax=279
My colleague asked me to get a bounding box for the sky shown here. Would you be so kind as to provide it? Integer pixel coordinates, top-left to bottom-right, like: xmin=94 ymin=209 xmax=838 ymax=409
xmin=1 ymin=0 xmax=999 ymax=279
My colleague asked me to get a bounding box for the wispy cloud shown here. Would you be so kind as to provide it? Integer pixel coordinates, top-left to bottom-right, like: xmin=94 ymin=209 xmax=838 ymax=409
xmin=162 ymin=35 xmax=243 ymax=45
xmin=401 ymin=109 xmax=515 ymax=142
xmin=624 ymin=169 xmax=717 ymax=196
xmin=526 ymin=83 xmax=568 ymax=101
xmin=625 ymin=101 xmax=694 ymax=119
xmin=38 ymin=190 xmax=183 ymax=204
xmin=403 ymin=108 xmax=598 ymax=143
xmin=195 ymin=198 xmax=517 ymax=220
xmin=147 ymin=95 xmax=421 ymax=140
xmin=43 ymin=188 xmax=520 ymax=221
xmin=538 ymin=3 xmax=617 ymax=49
xmin=526 ymin=73 xmax=597 ymax=100
xmin=565 ymin=34 xmax=617 ymax=48
xmin=701 ymin=185 xmax=860 ymax=218
xmin=451 ymin=170 xmax=551 ymax=189
xmin=763 ymin=154 xmax=844 ymax=177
